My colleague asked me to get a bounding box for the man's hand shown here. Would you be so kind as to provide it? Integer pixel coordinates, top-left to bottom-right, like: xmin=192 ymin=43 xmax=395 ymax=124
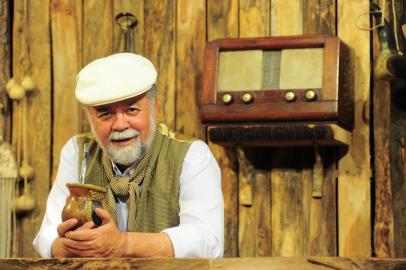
xmin=51 ymin=219 xmax=94 ymax=257
xmin=62 ymin=208 xmax=128 ymax=258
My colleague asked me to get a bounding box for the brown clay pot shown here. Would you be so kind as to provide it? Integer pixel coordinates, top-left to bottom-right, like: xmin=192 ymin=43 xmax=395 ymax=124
xmin=61 ymin=183 xmax=107 ymax=228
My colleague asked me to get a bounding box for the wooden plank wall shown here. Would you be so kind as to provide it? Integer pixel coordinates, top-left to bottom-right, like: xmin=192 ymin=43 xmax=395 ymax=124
xmin=207 ymin=0 xmax=239 ymax=257
xmin=0 ymin=0 xmax=11 ymax=141
xmin=337 ymin=0 xmax=371 ymax=257
xmin=7 ymin=0 xmax=401 ymax=258
xmin=373 ymin=0 xmax=406 ymax=258
xmin=12 ymin=0 xmax=52 ymax=257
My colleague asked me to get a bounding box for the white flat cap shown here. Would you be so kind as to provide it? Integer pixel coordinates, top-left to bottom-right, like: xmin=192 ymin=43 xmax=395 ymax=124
xmin=75 ymin=53 xmax=157 ymax=106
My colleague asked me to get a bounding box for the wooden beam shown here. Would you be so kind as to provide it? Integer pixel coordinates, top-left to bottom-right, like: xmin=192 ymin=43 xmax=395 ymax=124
xmin=175 ymin=0 xmax=205 ymax=137
xmin=237 ymin=0 xmax=271 ymax=256
xmin=0 ymin=0 xmax=11 ymax=141
xmin=12 ymin=0 xmax=52 ymax=257
xmin=270 ymin=0 xmax=306 ymax=257
xmin=143 ymin=0 xmax=176 ymax=129
xmin=207 ymin=0 xmax=239 ymax=257
xmin=372 ymin=0 xmax=394 ymax=258
xmin=81 ymin=0 xmax=113 ymax=132
xmin=302 ymin=0 xmax=337 ymax=256
xmin=390 ymin=0 xmax=406 ymax=256
xmin=337 ymin=0 xmax=371 ymax=256
xmin=50 ymin=0 xmax=82 ymax=182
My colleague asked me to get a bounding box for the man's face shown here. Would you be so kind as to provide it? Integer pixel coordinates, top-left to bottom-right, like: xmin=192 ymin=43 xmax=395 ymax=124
xmin=87 ymin=93 xmax=158 ymax=166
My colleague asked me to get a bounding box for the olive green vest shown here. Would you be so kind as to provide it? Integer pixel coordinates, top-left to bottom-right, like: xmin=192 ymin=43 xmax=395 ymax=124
xmin=76 ymin=124 xmax=193 ymax=232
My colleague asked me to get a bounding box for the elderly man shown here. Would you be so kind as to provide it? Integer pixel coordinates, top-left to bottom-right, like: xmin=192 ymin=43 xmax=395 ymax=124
xmin=33 ymin=53 xmax=224 ymax=258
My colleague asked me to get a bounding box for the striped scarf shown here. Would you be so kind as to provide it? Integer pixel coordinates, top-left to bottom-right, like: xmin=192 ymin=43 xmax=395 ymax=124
xmin=101 ymin=130 xmax=157 ymax=231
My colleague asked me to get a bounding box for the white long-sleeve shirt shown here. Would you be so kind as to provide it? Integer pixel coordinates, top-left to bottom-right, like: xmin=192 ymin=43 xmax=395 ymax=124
xmin=33 ymin=136 xmax=224 ymax=258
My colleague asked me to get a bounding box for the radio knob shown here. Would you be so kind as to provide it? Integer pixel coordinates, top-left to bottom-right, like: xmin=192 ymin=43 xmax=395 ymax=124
xmin=285 ymin=91 xmax=296 ymax=102
xmin=305 ymin=90 xmax=317 ymax=101
xmin=242 ymin=93 xmax=254 ymax=104
xmin=222 ymin=93 xmax=233 ymax=104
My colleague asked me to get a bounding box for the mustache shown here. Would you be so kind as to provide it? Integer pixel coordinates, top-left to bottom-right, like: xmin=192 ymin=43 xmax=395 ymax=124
xmin=109 ymin=129 xmax=140 ymax=141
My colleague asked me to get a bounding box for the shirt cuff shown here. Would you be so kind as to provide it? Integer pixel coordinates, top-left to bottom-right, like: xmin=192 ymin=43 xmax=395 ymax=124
xmin=162 ymin=225 xmax=223 ymax=258
xmin=33 ymin=227 xmax=58 ymax=258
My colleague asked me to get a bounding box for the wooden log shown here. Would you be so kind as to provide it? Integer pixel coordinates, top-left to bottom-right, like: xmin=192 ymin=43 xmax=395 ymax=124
xmin=50 ymin=0 xmax=82 ymax=182
xmin=175 ymin=0 xmax=205 ymax=137
xmin=81 ymin=0 xmax=113 ymax=132
xmin=12 ymin=0 xmax=52 ymax=257
xmin=207 ymin=0 xmax=239 ymax=258
xmin=0 ymin=0 xmax=11 ymax=141
xmin=337 ymin=0 xmax=371 ymax=256
xmin=143 ymin=0 xmax=176 ymax=128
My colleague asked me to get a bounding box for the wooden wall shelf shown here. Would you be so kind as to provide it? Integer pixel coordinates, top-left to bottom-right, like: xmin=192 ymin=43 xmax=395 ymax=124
xmin=206 ymin=123 xmax=351 ymax=147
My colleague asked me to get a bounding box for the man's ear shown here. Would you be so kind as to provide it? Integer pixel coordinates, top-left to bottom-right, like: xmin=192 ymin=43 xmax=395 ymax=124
xmin=153 ymin=96 xmax=158 ymax=114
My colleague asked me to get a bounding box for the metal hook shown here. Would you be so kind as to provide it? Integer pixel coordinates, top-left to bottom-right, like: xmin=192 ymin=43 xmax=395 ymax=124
xmin=115 ymin=12 xmax=138 ymax=52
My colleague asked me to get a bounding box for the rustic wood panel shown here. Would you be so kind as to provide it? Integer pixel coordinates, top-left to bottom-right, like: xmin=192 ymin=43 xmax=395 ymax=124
xmin=208 ymin=142 xmax=238 ymax=257
xmin=303 ymin=0 xmax=337 ymax=256
xmin=207 ymin=0 xmax=239 ymax=258
xmin=113 ymin=0 xmax=144 ymax=55
xmin=237 ymin=148 xmax=271 ymax=256
xmin=143 ymin=0 xmax=176 ymax=128
xmin=307 ymin=147 xmax=337 ymax=255
xmin=269 ymin=0 xmax=305 ymax=257
xmin=270 ymin=0 xmax=303 ymax=36
xmin=81 ymin=0 xmax=113 ymax=132
xmin=0 ymin=0 xmax=11 ymax=141
xmin=390 ymin=0 xmax=406 ymax=256
xmin=239 ymin=0 xmax=270 ymax=38
xmin=372 ymin=0 xmax=393 ymax=258
xmin=237 ymin=0 xmax=271 ymax=257
xmin=271 ymin=148 xmax=309 ymax=256
xmin=175 ymin=0 xmax=205 ymax=138
xmin=207 ymin=0 xmax=238 ymax=41
xmin=303 ymin=0 xmax=336 ymax=35
xmin=12 ymin=0 xmax=52 ymax=257
xmin=50 ymin=0 xmax=82 ymax=182
xmin=337 ymin=0 xmax=371 ymax=256
xmin=391 ymin=1 xmax=406 ymax=258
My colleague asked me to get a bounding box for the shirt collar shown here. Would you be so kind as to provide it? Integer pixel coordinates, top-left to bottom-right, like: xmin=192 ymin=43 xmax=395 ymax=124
xmin=110 ymin=160 xmax=138 ymax=177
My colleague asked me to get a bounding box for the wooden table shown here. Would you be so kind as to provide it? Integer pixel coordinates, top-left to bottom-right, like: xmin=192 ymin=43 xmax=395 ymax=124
xmin=1 ymin=257 xmax=406 ymax=270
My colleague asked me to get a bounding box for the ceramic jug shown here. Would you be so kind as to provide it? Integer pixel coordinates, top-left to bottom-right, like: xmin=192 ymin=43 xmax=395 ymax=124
xmin=61 ymin=183 xmax=107 ymax=228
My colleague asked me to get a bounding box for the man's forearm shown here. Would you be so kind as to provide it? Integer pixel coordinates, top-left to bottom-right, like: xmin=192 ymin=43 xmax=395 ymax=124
xmin=124 ymin=232 xmax=174 ymax=257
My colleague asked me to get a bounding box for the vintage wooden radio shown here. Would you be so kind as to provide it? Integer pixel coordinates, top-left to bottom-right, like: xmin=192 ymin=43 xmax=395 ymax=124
xmin=200 ymin=35 xmax=353 ymax=146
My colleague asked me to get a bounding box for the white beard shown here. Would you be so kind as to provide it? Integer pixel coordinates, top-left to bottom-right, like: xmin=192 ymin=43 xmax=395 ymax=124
xmin=90 ymin=111 xmax=157 ymax=166
xmin=107 ymin=129 xmax=144 ymax=166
